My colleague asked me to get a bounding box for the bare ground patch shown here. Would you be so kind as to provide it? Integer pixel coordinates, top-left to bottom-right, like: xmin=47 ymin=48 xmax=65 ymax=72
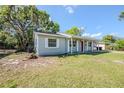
xmin=113 ymin=60 xmax=124 ymax=64
xmin=0 ymin=53 xmax=58 ymax=71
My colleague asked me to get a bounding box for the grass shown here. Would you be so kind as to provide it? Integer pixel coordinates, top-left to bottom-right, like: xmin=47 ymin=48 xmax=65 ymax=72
xmin=0 ymin=52 xmax=124 ymax=87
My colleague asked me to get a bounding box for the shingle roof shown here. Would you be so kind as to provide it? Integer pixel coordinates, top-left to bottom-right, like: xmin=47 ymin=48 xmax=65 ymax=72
xmin=34 ymin=31 xmax=98 ymax=41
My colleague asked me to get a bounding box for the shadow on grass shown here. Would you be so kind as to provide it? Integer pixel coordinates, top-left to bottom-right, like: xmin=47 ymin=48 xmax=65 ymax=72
xmin=0 ymin=49 xmax=16 ymax=59
xmin=0 ymin=53 xmax=12 ymax=59
xmin=58 ymin=51 xmax=110 ymax=58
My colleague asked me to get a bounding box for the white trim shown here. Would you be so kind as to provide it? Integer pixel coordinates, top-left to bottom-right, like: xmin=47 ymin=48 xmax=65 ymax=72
xmin=77 ymin=40 xmax=79 ymax=52
xmin=35 ymin=32 xmax=68 ymax=38
xmin=97 ymin=43 xmax=99 ymax=51
xmin=36 ymin=35 xmax=39 ymax=55
xmin=56 ymin=39 xmax=59 ymax=48
xmin=45 ymin=38 xmax=48 ymax=48
xmin=92 ymin=41 xmax=94 ymax=52
xmin=71 ymin=38 xmax=73 ymax=54
xmin=45 ymin=38 xmax=59 ymax=48
xmin=67 ymin=39 xmax=70 ymax=52
xmin=57 ymin=32 xmax=72 ymax=38
xmin=87 ymin=41 xmax=89 ymax=51
xmin=83 ymin=40 xmax=85 ymax=53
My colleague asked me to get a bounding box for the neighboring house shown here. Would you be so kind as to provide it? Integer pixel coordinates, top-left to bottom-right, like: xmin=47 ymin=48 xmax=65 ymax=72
xmin=96 ymin=42 xmax=105 ymax=51
xmin=34 ymin=32 xmax=100 ymax=56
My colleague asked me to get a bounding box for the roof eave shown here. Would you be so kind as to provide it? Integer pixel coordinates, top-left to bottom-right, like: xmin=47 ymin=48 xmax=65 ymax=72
xmin=34 ymin=32 xmax=69 ymax=38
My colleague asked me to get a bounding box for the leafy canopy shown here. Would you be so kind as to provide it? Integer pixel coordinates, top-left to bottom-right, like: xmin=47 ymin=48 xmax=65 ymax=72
xmin=0 ymin=31 xmax=17 ymax=48
xmin=0 ymin=5 xmax=60 ymax=51
xmin=119 ymin=12 xmax=124 ymax=21
xmin=102 ymin=35 xmax=116 ymax=45
xmin=115 ymin=39 xmax=124 ymax=50
xmin=65 ymin=26 xmax=81 ymax=36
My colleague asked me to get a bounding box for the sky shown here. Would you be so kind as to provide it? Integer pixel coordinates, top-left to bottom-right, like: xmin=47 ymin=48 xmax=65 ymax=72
xmin=36 ymin=5 xmax=124 ymax=39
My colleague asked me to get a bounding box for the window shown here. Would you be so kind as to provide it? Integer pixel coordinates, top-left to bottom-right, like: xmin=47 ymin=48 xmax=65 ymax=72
xmin=73 ymin=40 xmax=76 ymax=47
xmin=88 ymin=42 xmax=92 ymax=47
xmin=45 ymin=38 xmax=59 ymax=48
xmin=48 ymin=39 xmax=57 ymax=47
xmin=69 ymin=40 xmax=77 ymax=47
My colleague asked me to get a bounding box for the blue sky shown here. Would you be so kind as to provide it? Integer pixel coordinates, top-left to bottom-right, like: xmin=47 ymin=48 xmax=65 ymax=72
xmin=37 ymin=5 xmax=124 ymax=39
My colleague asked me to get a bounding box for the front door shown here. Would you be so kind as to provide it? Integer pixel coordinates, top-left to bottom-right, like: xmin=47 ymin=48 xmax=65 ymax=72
xmin=81 ymin=41 xmax=83 ymax=52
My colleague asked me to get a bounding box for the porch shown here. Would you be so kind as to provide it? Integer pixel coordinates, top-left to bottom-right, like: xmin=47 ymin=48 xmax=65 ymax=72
xmin=67 ymin=37 xmax=98 ymax=54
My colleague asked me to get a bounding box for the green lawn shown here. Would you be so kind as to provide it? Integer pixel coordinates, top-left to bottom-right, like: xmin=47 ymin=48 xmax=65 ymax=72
xmin=0 ymin=52 xmax=124 ymax=88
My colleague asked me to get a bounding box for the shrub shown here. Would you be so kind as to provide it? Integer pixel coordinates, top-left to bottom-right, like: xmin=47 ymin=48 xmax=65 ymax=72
xmin=115 ymin=39 xmax=124 ymax=51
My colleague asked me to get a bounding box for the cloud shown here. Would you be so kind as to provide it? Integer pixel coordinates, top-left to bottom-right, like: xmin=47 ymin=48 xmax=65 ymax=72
xmin=82 ymin=32 xmax=102 ymax=37
xmin=110 ymin=32 xmax=118 ymax=36
xmin=80 ymin=26 xmax=86 ymax=30
xmin=63 ymin=6 xmax=76 ymax=14
xmin=82 ymin=33 xmax=90 ymax=37
xmin=65 ymin=6 xmax=74 ymax=14
xmin=91 ymin=33 xmax=102 ymax=37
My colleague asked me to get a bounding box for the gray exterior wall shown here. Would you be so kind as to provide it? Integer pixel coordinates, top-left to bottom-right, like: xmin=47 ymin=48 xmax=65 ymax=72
xmin=36 ymin=34 xmax=68 ymax=56
xmin=34 ymin=33 xmax=97 ymax=56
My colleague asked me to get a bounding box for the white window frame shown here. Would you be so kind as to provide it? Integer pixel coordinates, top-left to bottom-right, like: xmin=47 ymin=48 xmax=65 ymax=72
xmin=45 ymin=38 xmax=59 ymax=48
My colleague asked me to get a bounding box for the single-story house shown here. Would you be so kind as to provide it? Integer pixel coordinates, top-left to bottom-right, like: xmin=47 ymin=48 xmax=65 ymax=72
xmin=34 ymin=32 xmax=101 ymax=56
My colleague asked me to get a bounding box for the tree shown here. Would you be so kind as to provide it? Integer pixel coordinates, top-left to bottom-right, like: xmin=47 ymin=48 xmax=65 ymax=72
xmin=102 ymin=35 xmax=116 ymax=45
xmin=119 ymin=12 xmax=124 ymax=21
xmin=115 ymin=39 xmax=124 ymax=51
xmin=65 ymin=26 xmax=81 ymax=36
xmin=0 ymin=31 xmax=17 ymax=49
xmin=51 ymin=22 xmax=59 ymax=33
xmin=102 ymin=35 xmax=117 ymax=50
xmin=0 ymin=5 xmax=60 ymax=51
xmin=0 ymin=6 xmax=35 ymax=51
xmin=32 ymin=9 xmax=59 ymax=33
